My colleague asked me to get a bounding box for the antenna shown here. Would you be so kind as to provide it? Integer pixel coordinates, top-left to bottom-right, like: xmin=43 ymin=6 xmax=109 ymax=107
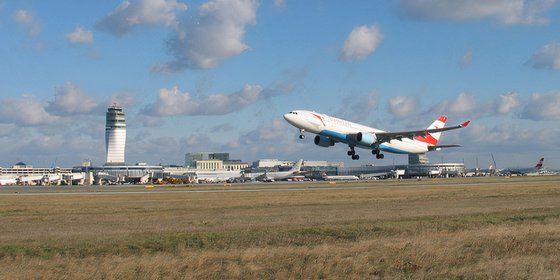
xmin=476 ymin=156 xmax=479 ymax=174
xmin=491 ymin=153 xmax=497 ymax=174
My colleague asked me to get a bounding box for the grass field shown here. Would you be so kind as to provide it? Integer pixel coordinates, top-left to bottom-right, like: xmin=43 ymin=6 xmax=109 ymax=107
xmin=1 ymin=176 xmax=559 ymax=279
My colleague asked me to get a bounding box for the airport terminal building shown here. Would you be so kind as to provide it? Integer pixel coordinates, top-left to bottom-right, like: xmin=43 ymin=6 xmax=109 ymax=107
xmin=337 ymin=154 xmax=466 ymax=178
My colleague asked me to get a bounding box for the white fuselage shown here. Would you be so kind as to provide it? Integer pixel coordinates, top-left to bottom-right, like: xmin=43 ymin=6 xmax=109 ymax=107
xmin=284 ymin=110 xmax=429 ymax=154
xmin=255 ymin=160 xmax=303 ymax=181
xmin=323 ymin=175 xmax=359 ymax=181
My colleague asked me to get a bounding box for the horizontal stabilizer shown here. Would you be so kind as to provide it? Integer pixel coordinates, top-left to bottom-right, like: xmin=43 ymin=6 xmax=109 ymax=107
xmin=428 ymin=144 xmax=462 ymax=151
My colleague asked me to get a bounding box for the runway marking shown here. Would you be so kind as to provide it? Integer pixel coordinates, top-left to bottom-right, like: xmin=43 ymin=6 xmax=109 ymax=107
xmin=0 ymin=179 xmax=558 ymax=196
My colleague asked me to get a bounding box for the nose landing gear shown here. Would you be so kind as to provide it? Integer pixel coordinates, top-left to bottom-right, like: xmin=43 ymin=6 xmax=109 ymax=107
xmin=299 ymin=129 xmax=305 ymax=139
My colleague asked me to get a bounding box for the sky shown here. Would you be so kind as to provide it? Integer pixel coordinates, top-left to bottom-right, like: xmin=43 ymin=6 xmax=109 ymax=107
xmin=1 ymin=0 xmax=560 ymax=169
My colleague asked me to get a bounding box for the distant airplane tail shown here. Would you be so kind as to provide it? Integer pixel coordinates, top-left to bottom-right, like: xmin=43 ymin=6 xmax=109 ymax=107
xmin=535 ymin=157 xmax=544 ymax=171
xmin=415 ymin=115 xmax=447 ymax=146
xmin=290 ymin=159 xmax=303 ymax=172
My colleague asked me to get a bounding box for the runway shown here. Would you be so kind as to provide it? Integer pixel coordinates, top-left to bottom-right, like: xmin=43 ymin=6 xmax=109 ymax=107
xmin=1 ymin=177 xmax=558 ymax=196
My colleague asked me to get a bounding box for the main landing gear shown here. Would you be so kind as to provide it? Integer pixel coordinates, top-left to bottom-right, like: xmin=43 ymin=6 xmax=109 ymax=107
xmin=347 ymin=147 xmax=359 ymax=160
xmin=372 ymin=149 xmax=385 ymax=159
xmin=348 ymin=147 xmax=385 ymax=160
xmin=299 ymin=129 xmax=305 ymax=139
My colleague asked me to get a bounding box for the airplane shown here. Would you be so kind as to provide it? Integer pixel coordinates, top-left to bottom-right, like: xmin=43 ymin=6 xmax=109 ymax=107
xmin=284 ymin=110 xmax=470 ymax=160
xmin=255 ymin=159 xmax=304 ymax=182
xmin=0 ymin=176 xmax=18 ymax=186
xmin=509 ymin=157 xmax=556 ymax=176
xmin=535 ymin=157 xmax=545 ymax=171
xmin=322 ymin=172 xmax=359 ymax=181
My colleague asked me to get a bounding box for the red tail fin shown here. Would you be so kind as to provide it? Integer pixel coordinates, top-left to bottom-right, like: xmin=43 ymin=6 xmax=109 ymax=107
xmin=535 ymin=157 xmax=544 ymax=170
xmin=415 ymin=115 xmax=447 ymax=146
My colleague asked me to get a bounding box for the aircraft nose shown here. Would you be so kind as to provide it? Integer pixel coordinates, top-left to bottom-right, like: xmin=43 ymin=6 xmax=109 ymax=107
xmin=283 ymin=113 xmax=292 ymax=122
xmin=284 ymin=112 xmax=297 ymax=126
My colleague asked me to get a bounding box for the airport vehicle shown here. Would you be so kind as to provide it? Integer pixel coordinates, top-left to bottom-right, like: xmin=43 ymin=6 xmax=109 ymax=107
xmin=284 ymin=110 xmax=470 ymax=160
xmin=255 ymin=159 xmax=304 ymax=182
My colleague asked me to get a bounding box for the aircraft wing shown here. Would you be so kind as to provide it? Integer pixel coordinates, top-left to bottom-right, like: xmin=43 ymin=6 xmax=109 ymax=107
xmin=375 ymin=121 xmax=470 ymax=143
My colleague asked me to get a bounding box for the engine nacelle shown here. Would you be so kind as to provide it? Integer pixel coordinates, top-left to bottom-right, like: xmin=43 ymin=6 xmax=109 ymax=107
xmin=347 ymin=132 xmax=377 ymax=146
xmin=314 ymin=135 xmax=335 ymax=148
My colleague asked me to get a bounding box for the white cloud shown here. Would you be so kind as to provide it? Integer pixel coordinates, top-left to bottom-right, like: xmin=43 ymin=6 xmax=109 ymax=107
xmin=459 ymin=49 xmax=473 ymax=69
xmin=429 ymin=92 xmax=523 ymax=119
xmin=340 ymin=25 xmax=383 ymax=62
xmin=398 ymin=0 xmax=556 ymax=25
xmin=233 ymin=119 xmax=305 ymax=157
xmin=273 ymin=0 xmax=285 ymax=8
xmin=520 ymin=91 xmax=560 ymax=120
xmin=143 ymin=84 xmax=267 ymax=116
xmin=12 ymin=9 xmax=42 ymax=36
xmin=0 ymin=124 xmax=17 ymax=137
xmin=152 ymin=0 xmax=258 ymax=72
xmin=495 ymin=92 xmax=520 ymax=114
xmin=429 ymin=92 xmax=477 ymax=118
xmin=388 ymin=96 xmax=417 ymax=118
xmin=5 ymin=129 xmax=105 ymax=166
xmin=211 ymin=123 xmax=234 ymax=133
xmin=96 ymin=0 xmax=187 ymax=37
xmin=0 ymin=94 xmax=58 ymax=126
xmin=107 ymin=92 xmax=137 ymax=108
xmin=339 ymin=92 xmax=378 ymax=122
xmin=526 ymin=41 xmax=560 ymax=70
xmin=66 ymin=26 xmax=93 ymax=44
xmin=459 ymin=123 xmax=560 ymax=154
xmin=448 ymin=92 xmax=477 ymax=115
xmin=47 ymin=82 xmax=98 ymax=115
xmin=0 ymin=83 xmax=135 ymax=128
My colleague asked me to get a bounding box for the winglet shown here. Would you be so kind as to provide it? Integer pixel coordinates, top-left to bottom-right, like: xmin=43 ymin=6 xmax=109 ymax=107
xmin=460 ymin=120 xmax=471 ymax=128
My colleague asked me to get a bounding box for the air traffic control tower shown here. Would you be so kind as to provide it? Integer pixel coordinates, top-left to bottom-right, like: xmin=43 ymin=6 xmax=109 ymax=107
xmin=105 ymin=105 xmax=126 ymax=166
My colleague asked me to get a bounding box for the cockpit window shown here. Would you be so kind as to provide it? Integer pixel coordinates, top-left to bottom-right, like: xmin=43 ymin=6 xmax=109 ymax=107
xmin=288 ymin=111 xmax=298 ymax=115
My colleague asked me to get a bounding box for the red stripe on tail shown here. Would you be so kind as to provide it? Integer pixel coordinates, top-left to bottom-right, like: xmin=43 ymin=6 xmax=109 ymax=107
xmin=415 ymin=134 xmax=438 ymax=145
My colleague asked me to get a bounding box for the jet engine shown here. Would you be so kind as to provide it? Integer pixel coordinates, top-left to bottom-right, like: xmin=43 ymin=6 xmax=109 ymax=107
xmin=347 ymin=132 xmax=377 ymax=146
xmin=314 ymin=135 xmax=335 ymax=147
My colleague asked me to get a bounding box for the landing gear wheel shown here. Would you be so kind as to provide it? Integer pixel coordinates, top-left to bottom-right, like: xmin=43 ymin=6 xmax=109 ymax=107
xmin=347 ymin=150 xmax=355 ymax=156
xmin=352 ymin=154 xmax=360 ymax=160
xmin=299 ymin=134 xmax=305 ymax=140
xmin=376 ymin=154 xmax=385 ymax=159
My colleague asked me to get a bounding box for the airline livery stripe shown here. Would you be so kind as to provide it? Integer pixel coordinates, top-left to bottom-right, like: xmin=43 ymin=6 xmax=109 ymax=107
xmin=311 ymin=113 xmax=326 ymax=126
xmin=415 ymin=134 xmax=438 ymax=145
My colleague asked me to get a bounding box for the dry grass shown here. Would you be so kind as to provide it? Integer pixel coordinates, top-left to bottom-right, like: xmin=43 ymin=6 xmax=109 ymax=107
xmin=0 ymin=177 xmax=559 ymax=279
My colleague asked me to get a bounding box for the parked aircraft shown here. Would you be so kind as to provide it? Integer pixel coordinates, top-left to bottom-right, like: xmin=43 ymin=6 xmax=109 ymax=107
xmin=284 ymin=110 xmax=469 ymax=160
xmin=500 ymin=157 xmax=558 ymax=176
xmin=322 ymin=172 xmax=359 ymax=181
xmin=255 ymin=159 xmax=303 ymax=182
xmin=0 ymin=176 xmax=17 ymax=186
xmin=525 ymin=158 xmax=550 ymax=176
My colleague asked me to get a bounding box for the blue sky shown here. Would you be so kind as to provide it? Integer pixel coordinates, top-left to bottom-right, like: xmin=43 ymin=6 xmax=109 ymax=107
xmin=1 ymin=0 xmax=560 ymax=169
